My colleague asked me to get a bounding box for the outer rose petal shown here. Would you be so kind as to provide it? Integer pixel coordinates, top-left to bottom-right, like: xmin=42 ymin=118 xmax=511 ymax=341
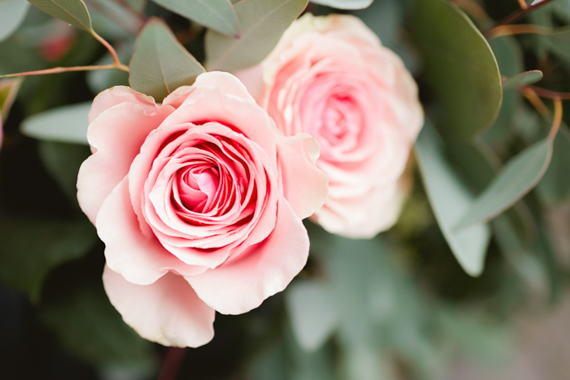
xmin=194 ymin=71 xmax=256 ymax=102
xmin=97 ymin=179 xmax=206 ymax=285
xmin=103 ymin=266 xmax=215 ymax=348
xmin=186 ymin=199 xmax=309 ymax=315
xmin=77 ymin=103 xmax=173 ymax=223
xmin=88 ymin=86 xmax=158 ymax=123
xmin=277 ymin=133 xmax=328 ymax=219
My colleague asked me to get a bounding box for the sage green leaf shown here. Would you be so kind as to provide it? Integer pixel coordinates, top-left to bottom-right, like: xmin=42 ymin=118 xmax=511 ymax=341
xmin=412 ymin=0 xmax=502 ymax=141
xmin=502 ymin=70 xmax=543 ymax=91
xmin=0 ymin=77 xmax=22 ymax=122
xmin=310 ymin=0 xmax=372 ymax=9
xmin=0 ymin=0 xmax=29 ymax=42
xmin=537 ymin=125 xmax=570 ymax=205
xmin=41 ymin=282 xmax=156 ymax=367
xmin=21 ymin=102 xmax=90 ymax=144
xmin=285 ymin=280 xmax=339 ymax=352
xmin=205 ymin=0 xmax=308 ymax=72
xmin=28 ymin=0 xmax=94 ymax=32
xmin=129 ymin=19 xmax=205 ymax=102
xmin=150 ymin=0 xmax=239 ymax=36
xmin=415 ymin=123 xmax=490 ymax=276
xmin=456 ymin=137 xmax=554 ymax=229
xmin=0 ymin=217 xmax=97 ymax=302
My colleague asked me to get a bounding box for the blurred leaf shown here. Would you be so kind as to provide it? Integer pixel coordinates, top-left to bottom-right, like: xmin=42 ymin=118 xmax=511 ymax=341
xmin=502 ymin=70 xmax=543 ymax=90
xmin=285 ymin=280 xmax=339 ymax=352
xmin=414 ymin=123 xmax=490 ymax=276
xmin=21 ymin=102 xmax=90 ymax=144
xmin=40 ymin=282 xmax=156 ymax=367
xmin=28 ymin=0 xmax=94 ymax=33
xmin=38 ymin=141 xmax=91 ymax=202
xmin=150 ymin=0 xmax=239 ymax=36
xmin=85 ymin=0 xmax=142 ymax=36
xmin=456 ymin=136 xmax=554 ymax=229
xmin=0 ymin=0 xmax=29 ymax=42
xmin=205 ymin=0 xmax=308 ymax=72
xmin=412 ymin=0 xmax=502 ymax=141
xmin=0 ymin=217 xmax=96 ymax=302
xmin=0 ymin=77 xmax=23 ymax=122
xmin=537 ymin=125 xmax=570 ymax=205
xmin=130 ymin=18 xmax=205 ymax=102
xmin=310 ymin=0 xmax=372 ymax=9
xmin=357 ymin=0 xmax=402 ymax=49
xmin=126 ymin=0 xmax=146 ymax=11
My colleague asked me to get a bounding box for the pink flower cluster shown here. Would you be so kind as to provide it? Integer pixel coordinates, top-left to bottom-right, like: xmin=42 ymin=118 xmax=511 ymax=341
xmin=77 ymin=14 xmax=423 ymax=348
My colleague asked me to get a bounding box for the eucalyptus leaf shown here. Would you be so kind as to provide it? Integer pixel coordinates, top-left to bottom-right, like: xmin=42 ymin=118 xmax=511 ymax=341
xmin=0 ymin=217 xmax=97 ymax=302
xmin=41 ymin=282 xmax=156 ymax=367
xmin=502 ymin=70 xmax=543 ymax=90
xmin=537 ymin=125 xmax=570 ymax=205
xmin=0 ymin=0 xmax=29 ymax=43
xmin=414 ymin=123 xmax=490 ymax=276
xmin=310 ymin=0 xmax=372 ymax=9
xmin=0 ymin=77 xmax=23 ymax=122
xmin=205 ymin=0 xmax=308 ymax=72
xmin=412 ymin=0 xmax=502 ymax=141
xmin=456 ymin=136 xmax=554 ymax=229
xmin=285 ymin=280 xmax=339 ymax=352
xmin=20 ymin=102 xmax=90 ymax=144
xmin=150 ymin=0 xmax=239 ymax=36
xmin=129 ymin=18 xmax=205 ymax=102
xmin=28 ymin=0 xmax=94 ymax=32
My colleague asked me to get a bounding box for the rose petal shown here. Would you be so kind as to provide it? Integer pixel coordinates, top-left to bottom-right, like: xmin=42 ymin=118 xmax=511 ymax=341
xmin=77 ymin=102 xmax=173 ymax=223
xmin=194 ymin=71 xmax=256 ymax=102
xmin=88 ymin=86 xmax=158 ymax=124
xmin=186 ymin=199 xmax=309 ymax=315
xmin=103 ymin=266 xmax=215 ymax=348
xmin=97 ymin=178 xmax=206 ymax=285
xmin=277 ymin=133 xmax=328 ymax=219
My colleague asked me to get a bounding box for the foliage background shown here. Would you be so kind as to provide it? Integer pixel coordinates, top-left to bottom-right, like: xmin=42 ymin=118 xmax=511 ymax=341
xmin=2 ymin=0 xmax=570 ymax=379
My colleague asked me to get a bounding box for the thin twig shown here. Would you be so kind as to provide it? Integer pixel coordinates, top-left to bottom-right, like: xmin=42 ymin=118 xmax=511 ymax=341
xmin=0 ymin=63 xmax=129 ymax=79
xmin=520 ymin=86 xmax=570 ymax=100
xmin=483 ymin=0 xmax=557 ymax=36
xmin=517 ymin=0 xmax=528 ymax=9
xmin=487 ymin=24 xmax=570 ymax=38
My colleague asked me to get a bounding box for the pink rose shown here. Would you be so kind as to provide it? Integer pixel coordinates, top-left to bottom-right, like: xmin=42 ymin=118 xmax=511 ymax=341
xmin=237 ymin=14 xmax=423 ymax=238
xmin=77 ymin=72 xmax=327 ymax=347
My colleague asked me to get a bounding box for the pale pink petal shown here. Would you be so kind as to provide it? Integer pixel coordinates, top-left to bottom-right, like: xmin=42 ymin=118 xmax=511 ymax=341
xmin=234 ymin=65 xmax=265 ymax=100
xmin=88 ymin=86 xmax=158 ymax=123
xmin=194 ymin=71 xmax=256 ymax=102
xmin=277 ymin=133 xmax=328 ymax=219
xmin=77 ymin=103 xmax=173 ymax=223
xmin=97 ymin=179 xmax=206 ymax=285
xmin=103 ymin=266 xmax=215 ymax=348
xmin=186 ymin=199 xmax=309 ymax=315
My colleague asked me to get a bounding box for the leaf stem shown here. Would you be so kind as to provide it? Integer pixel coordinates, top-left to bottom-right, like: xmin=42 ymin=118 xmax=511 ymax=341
xmin=517 ymin=0 xmax=528 ymax=9
xmin=0 ymin=63 xmax=129 ymax=79
xmin=550 ymin=98 xmax=563 ymax=139
xmin=521 ymin=86 xmax=570 ymax=100
xmin=486 ymin=24 xmax=570 ymax=39
xmin=157 ymin=347 xmax=187 ymax=380
xmin=483 ymin=0 xmax=556 ymax=36
xmin=91 ymin=31 xmax=125 ymax=67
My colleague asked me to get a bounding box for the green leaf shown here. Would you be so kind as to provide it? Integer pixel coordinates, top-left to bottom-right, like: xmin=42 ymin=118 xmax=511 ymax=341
xmin=455 ymin=136 xmax=554 ymax=229
xmin=40 ymin=282 xmax=157 ymax=367
xmin=38 ymin=141 xmax=91 ymax=202
xmin=502 ymin=70 xmax=543 ymax=91
xmin=150 ymin=0 xmax=239 ymax=36
xmin=205 ymin=0 xmax=308 ymax=72
xmin=129 ymin=18 xmax=205 ymax=102
xmin=285 ymin=280 xmax=339 ymax=352
xmin=28 ymin=0 xmax=94 ymax=32
xmin=0 ymin=0 xmax=29 ymax=42
xmin=414 ymin=122 xmax=490 ymax=276
xmin=0 ymin=77 xmax=23 ymax=122
xmin=0 ymin=217 xmax=97 ymax=302
xmin=411 ymin=0 xmax=502 ymax=141
xmin=310 ymin=0 xmax=372 ymax=9
xmin=537 ymin=125 xmax=570 ymax=205
xmin=20 ymin=102 xmax=90 ymax=144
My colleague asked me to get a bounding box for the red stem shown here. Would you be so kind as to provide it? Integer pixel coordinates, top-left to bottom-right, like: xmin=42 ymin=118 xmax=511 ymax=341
xmin=483 ymin=0 xmax=556 ymax=36
xmin=157 ymin=347 xmax=188 ymax=380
